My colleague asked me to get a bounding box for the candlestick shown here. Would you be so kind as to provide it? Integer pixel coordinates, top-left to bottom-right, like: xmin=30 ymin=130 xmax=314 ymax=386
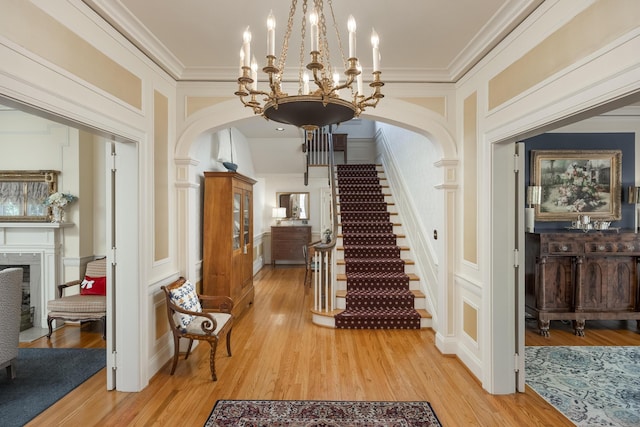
xmin=251 ymin=56 xmax=258 ymax=90
xmin=348 ymin=15 xmax=356 ymax=58
xmin=310 ymin=11 xmax=319 ymax=52
xmin=371 ymin=28 xmax=380 ymax=72
xmin=243 ymin=27 xmax=252 ymax=67
xmin=267 ymin=11 xmax=276 ymax=57
xmin=303 ymin=72 xmax=310 ymax=95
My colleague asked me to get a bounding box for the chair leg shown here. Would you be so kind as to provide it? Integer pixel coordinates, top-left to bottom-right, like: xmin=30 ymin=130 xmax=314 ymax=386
xmin=226 ymin=329 xmax=232 ymax=357
xmin=184 ymin=339 xmax=194 ymax=360
xmin=46 ymin=316 xmax=54 ymax=339
xmin=169 ymin=334 xmax=180 ymax=375
xmin=208 ymin=340 xmax=218 ymax=381
xmin=101 ymin=316 xmax=107 ymax=340
xmin=5 ymin=360 xmax=15 ymax=380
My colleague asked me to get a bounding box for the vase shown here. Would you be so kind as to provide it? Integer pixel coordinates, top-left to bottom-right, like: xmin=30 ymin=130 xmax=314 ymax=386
xmin=51 ymin=206 xmax=64 ymax=223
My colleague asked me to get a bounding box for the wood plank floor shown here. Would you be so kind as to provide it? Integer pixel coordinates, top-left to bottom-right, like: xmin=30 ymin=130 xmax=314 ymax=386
xmin=22 ymin=265 xmax=639 ymax=426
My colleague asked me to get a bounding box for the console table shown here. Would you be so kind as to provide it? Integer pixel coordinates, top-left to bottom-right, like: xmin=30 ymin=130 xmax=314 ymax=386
xmin=525 ymin=231 xmax=640 ymax=336
xmin=271 ymin=225 xmax=311 ymax=266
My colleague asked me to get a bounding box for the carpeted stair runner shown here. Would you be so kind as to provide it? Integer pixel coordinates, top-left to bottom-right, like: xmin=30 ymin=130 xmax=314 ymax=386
xmin=335 ymin=164 xmax=421 ymax=329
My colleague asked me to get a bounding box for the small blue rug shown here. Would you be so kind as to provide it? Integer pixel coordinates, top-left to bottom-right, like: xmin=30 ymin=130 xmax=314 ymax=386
xmin=0 ymin=348 xmax=105 ymax=427
xmin=525 ymin=346 xmax=640 ymax=427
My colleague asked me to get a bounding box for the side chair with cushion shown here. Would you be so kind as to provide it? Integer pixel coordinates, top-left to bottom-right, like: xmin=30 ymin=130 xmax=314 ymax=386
xmin=46 ymin=257 xmax=107 ymax=339
xmin=0 ymin=268 xmax=23 ymax=379
xmin=161 ymin=277 xmax=234 ymax=381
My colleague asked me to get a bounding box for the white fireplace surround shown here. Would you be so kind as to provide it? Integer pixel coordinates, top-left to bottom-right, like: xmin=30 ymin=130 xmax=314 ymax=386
xmin=0 ymin=222 xmax=73 ymax=329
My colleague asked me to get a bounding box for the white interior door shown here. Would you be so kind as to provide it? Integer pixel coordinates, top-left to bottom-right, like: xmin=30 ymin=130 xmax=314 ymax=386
xmin=515 ymin=142 xmax=526 ymax=392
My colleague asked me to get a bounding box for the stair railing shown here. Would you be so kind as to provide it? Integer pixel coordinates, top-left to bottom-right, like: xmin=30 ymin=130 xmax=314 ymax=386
xmin=307 ymin=127 xmax=339 ymax=312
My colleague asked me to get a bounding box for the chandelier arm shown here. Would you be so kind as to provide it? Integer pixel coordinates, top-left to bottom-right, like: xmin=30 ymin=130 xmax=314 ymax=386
xmin=333 ymin=74 xmax=356 ymax=92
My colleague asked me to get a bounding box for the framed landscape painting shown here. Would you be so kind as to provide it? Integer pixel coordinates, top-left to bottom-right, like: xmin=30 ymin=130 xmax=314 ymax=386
xmin=530 ymin=150 xmax=621 ymax=221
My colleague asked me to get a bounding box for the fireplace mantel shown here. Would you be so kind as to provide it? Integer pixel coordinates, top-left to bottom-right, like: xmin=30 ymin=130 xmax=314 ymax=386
xmin=0 ymin=221 xmax=74 ymax=329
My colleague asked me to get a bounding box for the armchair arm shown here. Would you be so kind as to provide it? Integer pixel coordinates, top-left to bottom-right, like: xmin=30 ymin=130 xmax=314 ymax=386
xmin=167 ymin=300 xmax=219 ymax=335
xmin=57 ymin=280 xmax=82 ymax=298
xmin=198 ymin=295 xmax=234 ymax=314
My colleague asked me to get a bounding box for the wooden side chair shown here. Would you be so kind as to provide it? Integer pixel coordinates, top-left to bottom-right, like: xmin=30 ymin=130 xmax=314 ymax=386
xmin=303 ymin=241 xmax=322 ymax=287
xmin=46 ymin=257 xmax=107 ymax=339
xmin=161 ymin=277 xmax=234 ymax=381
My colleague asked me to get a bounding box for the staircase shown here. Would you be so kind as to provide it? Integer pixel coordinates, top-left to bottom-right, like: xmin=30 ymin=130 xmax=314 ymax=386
xmin=331 ymin=164 xmax=431 ymax=329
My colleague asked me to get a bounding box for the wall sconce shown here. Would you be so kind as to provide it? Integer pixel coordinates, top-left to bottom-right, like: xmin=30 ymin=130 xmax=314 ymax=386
xmin=526 ymin=186 xmax=541 ymax=233
xmin=272 ymin=207 xmax=287 ymax=225
xmin=627 ymin=186 xmax=640 ymax=232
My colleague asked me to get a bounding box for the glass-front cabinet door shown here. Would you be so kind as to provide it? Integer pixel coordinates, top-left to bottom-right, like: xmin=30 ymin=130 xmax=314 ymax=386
xmin=233 ymin=191 xmax=241 ymax=250
xmin=243 ymin=191 xmax=250 ymax=250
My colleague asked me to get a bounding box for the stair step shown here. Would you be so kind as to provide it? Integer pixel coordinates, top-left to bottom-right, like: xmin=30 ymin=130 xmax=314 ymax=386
xmin=337 ymin=273 xmax=420 ymax=281
xmin=337 ymin=259 xmax=415 ymax=266
xmin=336 ymin=289 xmax=424 ymax=298
xmin=337 ymin=245 xmax=410 ymax=252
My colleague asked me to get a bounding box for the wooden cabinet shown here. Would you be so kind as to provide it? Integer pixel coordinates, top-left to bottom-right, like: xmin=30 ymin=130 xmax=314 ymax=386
xmin=271 ymin=226 xmax=311 ymax=266
xmin=526 ymin=232 xmax=640 ymax=336
xmin=203 ymin=172 xmax=256 ymax=317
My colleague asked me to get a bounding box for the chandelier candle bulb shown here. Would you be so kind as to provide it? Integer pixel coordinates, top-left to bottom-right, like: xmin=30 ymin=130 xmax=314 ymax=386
xmin=242 ymin=27 xmax=251 ymax=67
xmin=303 ymin=72 xmax=310 ymax=95
xmin=239 ymin=48 xmax=245 ymax=77
xmin=371 ymin=29 xmax=380 ymax=72
xmin=267 ymin=11 xmax=276 ymax=57
xmin=348 ymin=15 xmax=356 ymax=58
xmin=251 ymin=56 xmax=258 ymax=90
xmin=310 ymin=10 xmax=319 ymax=52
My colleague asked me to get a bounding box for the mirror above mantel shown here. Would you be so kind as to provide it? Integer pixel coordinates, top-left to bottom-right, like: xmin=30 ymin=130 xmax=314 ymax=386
xmin=0 ymin=170 xmax=58 ymax=222
xmin=277 ymin=192 xmax=310 ymax=220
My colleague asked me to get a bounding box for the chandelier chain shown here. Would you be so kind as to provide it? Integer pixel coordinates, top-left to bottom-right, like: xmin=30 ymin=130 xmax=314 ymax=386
xmin=278 ymin=0 xmax=298 ymax=74
xmin=298 ymin=0 xmax=308 ymax=94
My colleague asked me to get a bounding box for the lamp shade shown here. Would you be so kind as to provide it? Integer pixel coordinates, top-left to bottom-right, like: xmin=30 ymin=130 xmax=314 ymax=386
xmin=527 ymin=186 xmax=542 ymax=206
xmin=628 ymin=186 xmax=640 ymax=204
xmin=272 ymin=207 xmax=287 ymax=219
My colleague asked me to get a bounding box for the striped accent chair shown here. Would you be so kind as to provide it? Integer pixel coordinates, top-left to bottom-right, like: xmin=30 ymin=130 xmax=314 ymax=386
xmin=46 ymin=257 xmax=107 ymax=339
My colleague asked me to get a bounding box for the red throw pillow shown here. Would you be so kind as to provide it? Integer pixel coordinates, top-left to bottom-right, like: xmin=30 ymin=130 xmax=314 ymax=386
xmin=80 ymin=276 xmax=106 ymax=296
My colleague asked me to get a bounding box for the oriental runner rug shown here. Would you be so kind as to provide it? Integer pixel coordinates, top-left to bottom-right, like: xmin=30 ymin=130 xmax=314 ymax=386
xmin=204 ymin=400 xmax=442 ymax=426
xmin=334 ymin=164 xmax=421 ymax=329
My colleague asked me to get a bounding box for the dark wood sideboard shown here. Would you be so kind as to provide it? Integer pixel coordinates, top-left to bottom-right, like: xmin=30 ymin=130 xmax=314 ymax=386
xmin=271 ymin=225 xmax=311 ymax=266
xmin=525 ymin=231 xmax=640 ymax=336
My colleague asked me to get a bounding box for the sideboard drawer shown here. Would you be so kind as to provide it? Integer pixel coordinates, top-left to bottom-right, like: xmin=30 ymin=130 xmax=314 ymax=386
xmin=547 ymin=241 xmax=578 ymax=255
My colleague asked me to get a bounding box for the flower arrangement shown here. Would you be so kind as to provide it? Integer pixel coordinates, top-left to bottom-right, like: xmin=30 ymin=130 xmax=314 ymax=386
xmin=556 ymin=163 xmax=604 ymax=212
xmin=45 ymin=192 xmax=78 ymax=208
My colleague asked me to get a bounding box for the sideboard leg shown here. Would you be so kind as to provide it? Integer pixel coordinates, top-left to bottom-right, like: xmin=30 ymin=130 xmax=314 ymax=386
xmin=574 ymin=319 xmax=586 ymax=336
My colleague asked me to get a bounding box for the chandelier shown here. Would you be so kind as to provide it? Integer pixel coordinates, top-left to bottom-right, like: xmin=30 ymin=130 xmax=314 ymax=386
xmin=234 ymin=0 xmax=384 ymax=130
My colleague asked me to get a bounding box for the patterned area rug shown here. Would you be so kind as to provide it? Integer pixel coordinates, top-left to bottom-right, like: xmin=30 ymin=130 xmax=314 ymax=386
xmin=205 ymin=400 xmax=442 ymax=426
xmin=334 ymin=164 xmax=421 ymax=329
xmin=525 ymin=346 xmax=640 ymax=426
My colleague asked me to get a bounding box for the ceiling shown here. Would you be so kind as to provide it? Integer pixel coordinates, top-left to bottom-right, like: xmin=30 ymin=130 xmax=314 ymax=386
xmin=81 ymin=1 xmax=544 ymax=138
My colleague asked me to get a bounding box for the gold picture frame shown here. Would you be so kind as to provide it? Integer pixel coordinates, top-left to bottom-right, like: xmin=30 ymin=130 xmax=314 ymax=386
xmin=0 ymin=170 xmax=58 ymax=222
xmin=531 ymin=150 xmax=621 ymax=221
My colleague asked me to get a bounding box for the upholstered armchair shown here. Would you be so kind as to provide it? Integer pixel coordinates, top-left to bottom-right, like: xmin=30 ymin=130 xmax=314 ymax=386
xmin=0 ymin=268 xmax=23 ymax=379
xmin=161 ymin=277 xmax=234 ymax=381
xmin=46 ymin=257 xmax=107 ymax=339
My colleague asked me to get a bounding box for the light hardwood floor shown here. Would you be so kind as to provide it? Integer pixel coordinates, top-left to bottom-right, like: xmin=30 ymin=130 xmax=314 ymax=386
xmin=22 ymin=265 xmax=640 ymax=426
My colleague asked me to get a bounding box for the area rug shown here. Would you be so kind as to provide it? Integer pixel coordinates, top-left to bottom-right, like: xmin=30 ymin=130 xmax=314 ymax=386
xmin=525 ymin=346 xmax=640 ymax=427
xmin=205 ymin=400 xmax=442 ymax=426
xmin=0 ymin=348 xmax=106 ymax=427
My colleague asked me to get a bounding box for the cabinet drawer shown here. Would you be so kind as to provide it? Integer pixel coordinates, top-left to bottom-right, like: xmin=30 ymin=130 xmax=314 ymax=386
xmin=547 ymin=241 xmax=578 ymax=255
xmin=585 ymin=241 xmax=640 ymax=254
